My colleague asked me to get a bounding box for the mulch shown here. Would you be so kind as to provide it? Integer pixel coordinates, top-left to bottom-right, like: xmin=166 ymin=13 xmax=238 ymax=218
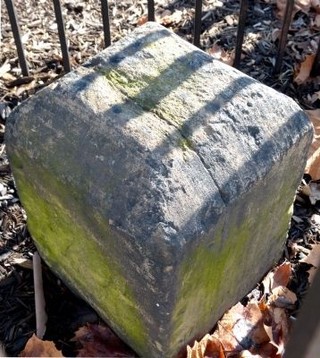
xmin=0 ymin=0 xmax=320 ymax=356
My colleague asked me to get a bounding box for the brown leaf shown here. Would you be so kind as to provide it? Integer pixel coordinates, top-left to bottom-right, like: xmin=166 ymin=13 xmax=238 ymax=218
xmin=307 ymin=266 xmax=318 ymax=283
xmin=294 ymin=55 xmax=315 ymax=85
xmin=72 ymin=323 xmax=135 ymax=357
xmin=214 ymin=302 xmax=269 ymax=352
xmin=268 ymin=286 xmax=297 ymax=308
xmin=137 ymin=15 xmax=148 ymax=26
xmin=213 ymin=303 xmax=244 ymax=352
xmin=187 ymin=334 xmax=225 ymax=358
xmin=310 ymin=90 xmax=320 ymax=103
xmin=272 ymin=262 xmax=292 ymax=289
xmin=307 ymin=181 xmax=320 ymax=204
xmin=160 ymin=10 xmax=183 ymax=26
xmin=208 ymin=44 xmax=234 ymax=66
xmin=19 ymin=334 xmax=63 ymax=357
xmin=269 ymin=306 xmax=290 ymax=348
xmin=301 ymin=243 xmax=320 ymax=267
xmin=313 ymin=13 xmax=320 ymax=27
xmin=277 ymin=0 xmax=311 ymax=19
xmin=262 ymin=262 xmax=292 ymax=295
xmin=311 ymin=0 xmax=320 ymax=12
xmin=262 ymin=309 xmax=287 ymax=357
xmin=305 ymin=109 xmax=320 ymax=179
xmin=296 ymin=0 xmax=312 ymax=13
xmin=306 ymin=152 xmax=320 ymax=182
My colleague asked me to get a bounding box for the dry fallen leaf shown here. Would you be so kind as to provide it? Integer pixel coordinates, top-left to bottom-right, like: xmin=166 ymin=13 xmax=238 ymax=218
xmin=137 ymin=15 xmax=148 ymax=26
xmin=11 ymin=256 xmax=33 ymax=269
xmin=209 ymin=44 xmax=234 ymax=66
xmin=214 ymin=302 xmax=270 ymax=352
xmin=311 ymin=0 xmax=320 ymax=12
xmin=0 ymin=61 xmax=11 ymax=78
xmin=294 ymin=54 xmax=315 ymax=85
xmin=272 ymin=262 xmax=292 ymax=289
xmin=268 ymin=307 xmax=290 ymax=354
xmin=276 ymin=0 xmax=311 ymax=19
xmin=268 ymin=286 xmax=297 ymax=308
xmin=160 ymin=10 xmax=183 ymax=26
xmin=305 ymin=109 xmax=320 ymax=180
xmin=313 ymin=13 xmax=320 ymax=27
xmin=307 ymin=266 xmax=318 ymax=283
xmin=310 ymin=90 xmax=320 ymax=104
xmin=301 ymin=243 xmax=320 ymax=267
xmin=72 ymin=323 xmax=135 ymax=357
xmin=262 ymin=262 xmax=292 ymax=295
xmin=308 ymin=181 xmax=320 ymax=204
xmin=187 ymin=334 xmax=225 ymax=358
xmin=296 ymin=0 xmax=312 ymax=13
xmin=19 ymin=334 xmax=63 ymax=357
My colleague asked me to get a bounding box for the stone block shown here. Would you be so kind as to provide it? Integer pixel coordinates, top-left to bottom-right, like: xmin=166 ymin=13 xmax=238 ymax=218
xmin=5 ymin=22 xmax=313 ymax=357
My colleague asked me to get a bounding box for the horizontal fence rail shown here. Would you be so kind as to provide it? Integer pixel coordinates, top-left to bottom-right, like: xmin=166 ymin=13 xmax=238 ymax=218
xmin=4 ymin=0 xmax=320 ymax=76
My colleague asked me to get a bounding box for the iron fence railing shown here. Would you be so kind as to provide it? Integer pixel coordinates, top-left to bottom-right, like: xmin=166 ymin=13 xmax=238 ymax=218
xmin=3 ymin=0 xmax=320 ymax=78
xmin=2 ymin=0 xmax=320 ymax=355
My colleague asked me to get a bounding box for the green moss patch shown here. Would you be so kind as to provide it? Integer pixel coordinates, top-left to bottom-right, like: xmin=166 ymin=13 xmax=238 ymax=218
xmin=10 ymin=153 xmax=147 ymax=354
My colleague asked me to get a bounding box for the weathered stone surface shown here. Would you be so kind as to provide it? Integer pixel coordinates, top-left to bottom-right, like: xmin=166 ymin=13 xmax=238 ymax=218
xmin=5 ymin=22 xmax=312 ymax=357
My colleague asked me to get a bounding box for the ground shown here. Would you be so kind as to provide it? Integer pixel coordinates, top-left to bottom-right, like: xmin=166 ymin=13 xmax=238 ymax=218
xmin=0 ymin=0 xmax=320 ymax=356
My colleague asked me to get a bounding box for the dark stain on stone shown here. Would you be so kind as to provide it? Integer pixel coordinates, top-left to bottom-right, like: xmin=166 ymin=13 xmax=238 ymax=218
xmin=112 ymin=105 xmax=122 ymax=114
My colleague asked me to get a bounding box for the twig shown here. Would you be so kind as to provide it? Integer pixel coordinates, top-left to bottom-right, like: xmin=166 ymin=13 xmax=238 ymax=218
xmin=33 ymin=251 xmax=47 ymax=339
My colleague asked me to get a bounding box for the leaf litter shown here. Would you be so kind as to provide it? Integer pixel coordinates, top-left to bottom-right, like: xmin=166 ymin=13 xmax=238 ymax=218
xmin=188 ymin=263 xmax=295 ymax=357
xmin=1 ymin=0 xmax=320 ymax=356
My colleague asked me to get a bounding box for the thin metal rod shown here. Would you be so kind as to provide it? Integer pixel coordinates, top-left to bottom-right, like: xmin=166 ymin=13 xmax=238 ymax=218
xmin=52 ymin=0 xmax=71 ymax=72
xmin=101 ymin=0 xmax=111 ymax=47
xmin=4 ymin=0 xmax=29 ymax=76
xmin=193 ymin=0 xmax=202 ymax=47
xmin=311 ymin=37 xmax=320 ymax=77
xmin=234 ymin=0 xmax=249 ymax=69
xmin=274 ymin=0 xmax=294 ymax=74
xmin=148 ymin=0 xmax=155 ymax=21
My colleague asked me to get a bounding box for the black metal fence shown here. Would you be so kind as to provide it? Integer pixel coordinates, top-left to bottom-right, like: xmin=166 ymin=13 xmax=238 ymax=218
xmin=3 ymin=0 xmax=320 ymax=78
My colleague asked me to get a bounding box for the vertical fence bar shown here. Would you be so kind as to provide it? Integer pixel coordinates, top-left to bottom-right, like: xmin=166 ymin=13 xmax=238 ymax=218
xmin=193 ymin=0 xmax=202 ymax=47
xmin=101 ymin=0 xmax=111 ymax=48
xmin=311 ymin=37 xmax=320 ymax=77
xmin=148 ymin=0 xmax=155 ymax=21
xmin=234 ymin=0 xmax=249 ymax=69
xmin=4 ymin=0 xmax=29 ymax=76
xmin=274 ymin=0 xmax=294 ymax=74
xmin=52 ymin=0 xmax=71 ymax=72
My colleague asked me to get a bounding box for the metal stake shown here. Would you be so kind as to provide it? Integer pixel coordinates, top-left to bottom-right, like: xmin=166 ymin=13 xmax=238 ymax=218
xmin=52 ymin=0 xmax=71 ymax=72
xmin=193 ymin=0 xmax=202 ymax=48
xmin=101 ymin=0 xmax=111 ymax=48
xmin=234 ymin=0 xmax=249 ymax=69
xmin=274 ymin=0 xmax=294 ymax=74
xmin=148 ymin=0 xmax=155 ymax=22
xmin=4 ymin=0 xmax=29 ymax=76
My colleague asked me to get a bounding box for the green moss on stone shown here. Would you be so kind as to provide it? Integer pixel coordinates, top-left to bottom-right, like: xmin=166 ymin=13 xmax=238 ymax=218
xmin=178 ymin=138 xmax=194 ymax=151
xmin=170 ymin=192 xmax=292 ymax=352
xmin=99 ymin=60 xmax=197 ymax=130
xmin=10 ymin=153 xmax=147 ymax=354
